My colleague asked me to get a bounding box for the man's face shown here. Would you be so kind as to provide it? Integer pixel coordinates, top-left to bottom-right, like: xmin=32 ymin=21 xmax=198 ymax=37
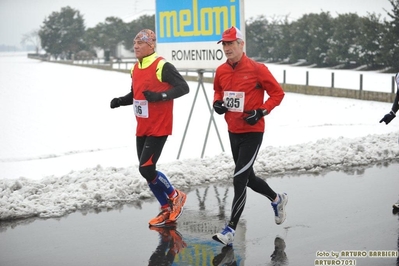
xmin=133 ymin=40 xmax=154 ymax=61
xmin=222 ymin=40 xmax=244 ymax=63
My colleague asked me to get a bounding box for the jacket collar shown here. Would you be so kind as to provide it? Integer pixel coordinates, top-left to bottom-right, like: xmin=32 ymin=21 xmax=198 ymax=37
xmin=227 ymin=52 xmax=247 ymax=69
xmin=138 ymin=52 xmax=158 ymax=69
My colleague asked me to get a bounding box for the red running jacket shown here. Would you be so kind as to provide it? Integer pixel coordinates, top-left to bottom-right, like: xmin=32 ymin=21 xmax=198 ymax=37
xmin=213 ymin=53 xmax=285 ymax=133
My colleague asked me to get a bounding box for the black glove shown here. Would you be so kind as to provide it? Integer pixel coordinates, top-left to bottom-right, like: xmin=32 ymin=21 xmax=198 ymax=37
xmin=110 ymin=98 xmax=122 ymax=108
xmin=143 ymin=90 xmax=163 ymax=102
xmin=244 ymin=109 xmax=264 ymax=125
xmin=380 ymin=110 xmax=396 ymax=124
xmin=213 ymin=100 xmax=228 ymax=115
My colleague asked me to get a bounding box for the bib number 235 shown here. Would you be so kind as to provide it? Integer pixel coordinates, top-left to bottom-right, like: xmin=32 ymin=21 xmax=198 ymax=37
xmin=223 ymin=91 xmax=245 ymax=112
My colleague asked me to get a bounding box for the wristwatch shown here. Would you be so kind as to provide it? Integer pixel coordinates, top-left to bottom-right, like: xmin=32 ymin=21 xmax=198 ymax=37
xmin=262 ymin=109 xmax=268 ymax=116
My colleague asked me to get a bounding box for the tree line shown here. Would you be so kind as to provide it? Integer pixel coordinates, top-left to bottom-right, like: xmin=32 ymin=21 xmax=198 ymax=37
xmin=246 ymin=0 xmax=399 ymax=72
xmin=36 ymin=0 xmax=399 ymax=72
xmin=37 ymin=6 xmax=155 ymax=61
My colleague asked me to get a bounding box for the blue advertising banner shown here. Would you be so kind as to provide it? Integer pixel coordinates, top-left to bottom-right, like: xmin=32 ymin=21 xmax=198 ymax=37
xmin=155 ymin=0 xmax=244 ymax=69
xmin=156 ymin=0 xmax=241 ymax=43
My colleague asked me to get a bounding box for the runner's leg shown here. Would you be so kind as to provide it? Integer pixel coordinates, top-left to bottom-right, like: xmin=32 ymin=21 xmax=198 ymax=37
xmin=227 ymin=132 xmax=263 ymax=229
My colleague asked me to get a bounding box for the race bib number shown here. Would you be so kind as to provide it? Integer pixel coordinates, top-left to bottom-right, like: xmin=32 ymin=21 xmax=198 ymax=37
xmin=133 ymin=99 xmax=149 ymax=118
xmin=223 ymin=91 xmax=245 ymax=112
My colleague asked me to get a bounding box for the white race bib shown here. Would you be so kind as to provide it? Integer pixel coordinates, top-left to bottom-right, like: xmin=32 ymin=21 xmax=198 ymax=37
xmin=223 ymin=91 xmax=245 ymax=112
xmin=133 ymin=99 xmax=149 ymax=118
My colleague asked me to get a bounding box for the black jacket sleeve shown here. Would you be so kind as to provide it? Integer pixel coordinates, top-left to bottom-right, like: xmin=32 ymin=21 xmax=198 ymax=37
xmin=392 ymin=73 xmax=399 ymax=113
xmin=160 ymin=62 xmax=190 ymax=100
xmin=119 ymin=90 xmax=133 ymax=106
xmin=392 ymin=89 xmax=399 ymax=113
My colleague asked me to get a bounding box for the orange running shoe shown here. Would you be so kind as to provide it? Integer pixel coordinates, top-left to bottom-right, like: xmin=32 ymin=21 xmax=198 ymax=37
xmin=169 ymin=190 xmax=187 ymax=222
xmin=149 ymin=207 xmax=171 ymax=226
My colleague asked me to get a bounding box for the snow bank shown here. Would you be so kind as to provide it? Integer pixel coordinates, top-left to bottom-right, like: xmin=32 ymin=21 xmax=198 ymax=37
xmin=1 ymin=132 xmax=398 ymax=221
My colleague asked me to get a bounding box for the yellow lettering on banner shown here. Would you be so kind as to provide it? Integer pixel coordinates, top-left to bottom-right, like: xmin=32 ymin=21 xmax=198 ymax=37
xmin=159 ymin=0 xmax=237 ymax=38
xmin=193 ymin=0 xmax=198 ymax=33
xmin=179 ymin=10 xmax=191 ymax=36
xmin=230 ymin=2 xmax=236 ymax=27
xmin=159 ymin=11 xmax=178 ymax=38
xmin=200 ymin=8 xmax=213 ymax=35
xmin=213 ymin=7 xmax=228 ymax=35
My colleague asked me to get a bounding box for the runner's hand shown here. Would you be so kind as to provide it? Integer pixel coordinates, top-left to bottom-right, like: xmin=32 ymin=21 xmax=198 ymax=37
xmin=244 ymin=109 xmax=263 ymax=125
xmin=110 ymin=98 xmax=122 ymax=108
xmin=213 ymin=100 xmax=228 ymax=114
xmin=380 ymin=111 xmax=396 ymax=124
xmin=143 ymin=90 xmax=163 ymax=102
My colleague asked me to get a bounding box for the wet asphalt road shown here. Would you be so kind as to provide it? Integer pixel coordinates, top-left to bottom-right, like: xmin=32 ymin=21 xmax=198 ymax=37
xmin=1 ymin=162 xmax=399 ymax=266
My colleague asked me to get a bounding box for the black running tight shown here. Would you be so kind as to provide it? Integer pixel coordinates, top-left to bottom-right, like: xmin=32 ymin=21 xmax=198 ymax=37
xmin=227 ymin=132 xmax=277 ymax=230
xmin=136 ymin=135 xmax=167 ymax=182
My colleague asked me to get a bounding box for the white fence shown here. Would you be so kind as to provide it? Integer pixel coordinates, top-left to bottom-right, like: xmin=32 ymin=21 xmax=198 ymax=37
xmin=70 ymin=58 xmax=398 ymax=93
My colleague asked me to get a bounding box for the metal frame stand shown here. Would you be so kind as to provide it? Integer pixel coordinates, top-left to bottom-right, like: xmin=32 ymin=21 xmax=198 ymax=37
xmin=177 ymin=69 xmax=225 ymax=159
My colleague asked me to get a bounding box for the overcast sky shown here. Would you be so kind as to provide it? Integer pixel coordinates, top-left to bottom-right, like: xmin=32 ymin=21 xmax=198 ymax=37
xmin=0 ymin=0 xmax=393 ymax=48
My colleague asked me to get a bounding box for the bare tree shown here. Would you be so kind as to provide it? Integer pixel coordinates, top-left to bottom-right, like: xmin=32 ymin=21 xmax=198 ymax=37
xmin=21 ymin=30 xmax=41 ymax=53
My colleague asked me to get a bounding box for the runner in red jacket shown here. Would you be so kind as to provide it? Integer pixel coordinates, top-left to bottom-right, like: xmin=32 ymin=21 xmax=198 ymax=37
xmin=110 ymin=29 xmax=189 ymax=227
xmin=212 ymin=26 xmax=288 ymax=246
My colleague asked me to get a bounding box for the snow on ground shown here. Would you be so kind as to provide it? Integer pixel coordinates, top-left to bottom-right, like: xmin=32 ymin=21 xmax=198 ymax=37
xmin=0 ymin=52 xmax=398 ymax=220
